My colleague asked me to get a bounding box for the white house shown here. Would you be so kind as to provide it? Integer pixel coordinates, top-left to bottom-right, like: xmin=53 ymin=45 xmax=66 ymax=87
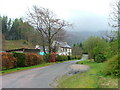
xmin=52 ymin=41 xmax=72 ymax=55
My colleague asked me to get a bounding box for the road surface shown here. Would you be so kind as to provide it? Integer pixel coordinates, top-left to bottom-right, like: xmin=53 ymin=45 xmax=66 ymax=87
xmin=2 ymin=55 xmax=88 ymax=88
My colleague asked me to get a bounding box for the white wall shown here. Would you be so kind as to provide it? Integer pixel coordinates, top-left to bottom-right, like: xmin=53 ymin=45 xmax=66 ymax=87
xmin=57 ymin=47 xmax=72 ymax=55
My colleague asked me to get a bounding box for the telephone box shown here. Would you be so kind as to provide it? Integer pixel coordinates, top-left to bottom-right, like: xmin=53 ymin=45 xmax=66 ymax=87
xmin=50 ymin=52 xmax=55 ymax=62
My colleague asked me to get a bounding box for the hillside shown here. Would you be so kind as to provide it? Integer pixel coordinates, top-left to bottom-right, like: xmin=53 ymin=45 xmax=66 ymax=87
xmin=66 ymin=31 xmax=103 ymax=45
xmin=2 ymin=40 xmax=35 ymax=50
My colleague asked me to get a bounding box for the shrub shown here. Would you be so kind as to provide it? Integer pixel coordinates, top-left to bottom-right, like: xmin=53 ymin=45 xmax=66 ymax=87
xmin=1 ymin=52 xmax=44 ymax=70
xmin=69 ymin=55 xmax=81 ymax=60
xmin=75 ymin=55 xmax=82 ymax=59
xmin=62 ymin=56 xmax=68 ymax=61
xmin=94 ymin=54 xmax=106 ymax=63
xmin=13 ymin=53 xmax=26 ymax=67
xmin=1 ymin=52 xmax=17 ymax=70
xmin=67 ymin=56 xmax=71 ymax=60
xmin=56 ymin=55 xmax=68 ymax=61
xmin=70 ymin=55 xmax=75 ymax=59
xmin=44 ymin=54 xmax=51 ymax=62
xmin=102 ymin=55 xmax=119 ymax=77
xmin=25 ymin=53 xmax=44 ymax=66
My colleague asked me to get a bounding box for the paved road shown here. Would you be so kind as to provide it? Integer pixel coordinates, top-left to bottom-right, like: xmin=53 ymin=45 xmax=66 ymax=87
xmin=2 ymin=55 xmax=88 ymax=88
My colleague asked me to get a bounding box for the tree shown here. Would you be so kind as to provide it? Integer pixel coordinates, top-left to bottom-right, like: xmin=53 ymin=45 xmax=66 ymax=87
xmin=72 ymin=43 xmax=82 ymax=57
xmin=1 ymin=16 xmax=11 ymax=40
xmin=101 ymin=30 xmax=117 ymax=42
xmin=26 ymin=5 xmax=70 ymax=57
xmin=109 ymin=0 xmax=120 ymax=28
xmin=53 ymin=29 xmax=67 ymax=42
xmin=83 ymin=36 xmax=109 ymax=59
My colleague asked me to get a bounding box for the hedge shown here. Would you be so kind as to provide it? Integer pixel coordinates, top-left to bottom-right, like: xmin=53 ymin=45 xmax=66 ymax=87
xmin=55 ymin=55 xmax=82 ymax=61
xmin=94 ymin=53 xmax=106 ymax=63
xmin=56 ymin=55 xmax=68 ymax=61
xmin=1 ymin=53 xmax=17 ymax=70
xmin=102 ymin=55 xmax=119 ymax=77
xmin=25 ymin=53 xmax=44 ymax=66
xmin=13 ymin=53 xmax=26 ymax=67
xmin=1 ymin=52 xmax=44 ymax=70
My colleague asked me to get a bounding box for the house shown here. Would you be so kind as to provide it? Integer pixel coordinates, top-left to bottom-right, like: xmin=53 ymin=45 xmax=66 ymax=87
xmin=5 ymin=48 xmax=40 ymax=53
xmin=52 ymin=41 xmax=72 ymax=55
xmin=35 ymin=41 xmax=72 ymax=55
xmin=38 ymin=46 xmax=49 ymax=55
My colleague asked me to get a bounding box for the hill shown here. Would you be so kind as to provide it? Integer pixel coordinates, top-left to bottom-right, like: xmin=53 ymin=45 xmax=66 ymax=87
xmin=66 ymin=30 xmax=103 ymax=46
xmin=2 ymin=40 xmax=34 ymax=50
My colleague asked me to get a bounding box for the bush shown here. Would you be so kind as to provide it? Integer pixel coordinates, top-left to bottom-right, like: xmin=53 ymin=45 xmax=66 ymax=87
xmin=56 ymin=55 xmax=68 ymax=61
xmin=25 ymin=53 xmax=44 ymax=66
xmin=67 ymin=56 xmax=71 ymax=60
xmin=69 ymin=55 xmax=81 ymax=60
xmin=1 ymin=53 xmax=17 ymax=70
xmin=44 ymin=54 xmax=51 ymax=62
xmin=13 ymin=53 xmax=26 ymax=67
xmin=70 ymin=55 xmax=75 ymax=59
xmin=94 ymin=54 xmax=106 ymax=63
xmin=1 ymin=52 xmax=44 ymax=70
xmin=75 ymin=55 xmax=82 ymax=59
xmin=102 ymin=55 xmax=119 ymax=77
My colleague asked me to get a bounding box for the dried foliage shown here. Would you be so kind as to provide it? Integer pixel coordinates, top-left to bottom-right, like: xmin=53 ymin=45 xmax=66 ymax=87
xmin=1 ymin=52 xmax=44 ymax=70
xmin=25 ymin=53 xmax=44 ymax=66
xmin=1 ymin=53 xmax=17 ymax=70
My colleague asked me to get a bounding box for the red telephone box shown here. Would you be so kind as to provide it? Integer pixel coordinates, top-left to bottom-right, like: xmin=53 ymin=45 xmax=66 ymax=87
xmin=50 ymin=52 xmax=55 ymax=62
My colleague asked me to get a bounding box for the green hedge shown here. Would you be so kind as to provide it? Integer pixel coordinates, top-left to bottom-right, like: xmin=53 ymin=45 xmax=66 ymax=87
xmin=94 ymin=54 xmax=106 ymax=63
xmin=55 ymin=55 xmax=82 ymax=61
xmin=56 ymin=55 xmax=68 ymax=61
xmin=102 ymin=55 xmax=119 ymax=77
xmin=44 ymin=54 xmax=51 ymax=62
xmin=70 ymin=55 xmax=81 ymax=60
xmin=13 ymin=53 xmax=26 ymax=67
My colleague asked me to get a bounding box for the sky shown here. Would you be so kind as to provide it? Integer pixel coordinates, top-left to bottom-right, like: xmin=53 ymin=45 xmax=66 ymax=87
xmin=0 ymin=0 xmax=114 ymax=31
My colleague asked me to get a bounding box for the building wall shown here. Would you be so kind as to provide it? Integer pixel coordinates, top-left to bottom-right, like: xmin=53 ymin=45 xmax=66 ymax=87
xmin=56 ymin=47 xmax=72 ymax=55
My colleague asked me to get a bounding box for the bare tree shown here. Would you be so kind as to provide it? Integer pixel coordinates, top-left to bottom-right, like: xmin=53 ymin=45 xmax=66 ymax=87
xmin=101 ymin=30 xmax=117 ymax=42
xmin=53 ymin=29 xmax=67 ymax=42
xmin=26 ymin=5 xmax=70 ymax=58
xmin=109 ymin=0 xmax=120 ymax=28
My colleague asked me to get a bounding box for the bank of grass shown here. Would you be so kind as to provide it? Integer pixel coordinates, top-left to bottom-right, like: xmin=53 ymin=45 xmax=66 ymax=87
xmin=58 ymin=59 xmax=118 ymax=88
xmin=0 ymin=62 xmax=55 ymax=75
xmin=3 ymin=40 xmax=34 ymax=50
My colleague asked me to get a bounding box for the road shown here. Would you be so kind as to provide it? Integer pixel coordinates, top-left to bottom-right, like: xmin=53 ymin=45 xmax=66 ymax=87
xmin=2 ymin=55 xmax=88 ymax=88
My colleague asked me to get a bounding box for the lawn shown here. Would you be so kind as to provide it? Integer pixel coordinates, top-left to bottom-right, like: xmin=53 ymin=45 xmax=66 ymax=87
xmin=58 ymin=59 xmax=118 ymax=88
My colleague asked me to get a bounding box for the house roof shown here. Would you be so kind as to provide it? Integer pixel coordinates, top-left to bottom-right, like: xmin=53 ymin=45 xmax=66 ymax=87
xmin=52 ymin=41 xmax=71 ymax=48
xmin=39 ymin=46 xmax=48 ymax=51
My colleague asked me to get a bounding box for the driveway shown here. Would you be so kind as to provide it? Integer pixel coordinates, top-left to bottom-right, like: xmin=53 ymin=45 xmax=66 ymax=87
xmin=2 ymin=55 xmax=88 ymax=88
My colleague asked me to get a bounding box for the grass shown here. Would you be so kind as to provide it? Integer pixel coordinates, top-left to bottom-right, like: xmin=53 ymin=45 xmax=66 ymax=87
xmin=2 ymin=40 xmax=34 ymax=50
xmin=58 ymin=59 xmax=118 ymax=88
xmin=0 ymin=62 xmax=55 ymax=75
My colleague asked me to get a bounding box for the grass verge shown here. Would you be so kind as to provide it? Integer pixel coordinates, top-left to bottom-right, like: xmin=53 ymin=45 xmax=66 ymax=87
xmin=58 ymin=59 xmax=118 ymax=88
xmin=0 ymin=63 xmax=55 ymax=75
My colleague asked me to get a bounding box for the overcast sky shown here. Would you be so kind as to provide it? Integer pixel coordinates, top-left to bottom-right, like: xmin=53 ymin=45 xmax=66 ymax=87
xmin=0 ymin=0 xmax=114 ymax=31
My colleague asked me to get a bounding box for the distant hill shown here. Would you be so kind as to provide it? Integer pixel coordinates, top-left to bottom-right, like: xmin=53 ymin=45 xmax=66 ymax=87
xmin=2 ymin=31 xmax=105 ymax=50
xmin=3 ymin=40 xmax=34 ymax=50
xmin=65 ymin=30 xmax=103 ymax=46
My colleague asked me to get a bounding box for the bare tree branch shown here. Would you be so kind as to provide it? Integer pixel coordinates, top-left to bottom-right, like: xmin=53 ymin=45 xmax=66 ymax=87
xmin=26 ymin=5 xmax=71 ymax=58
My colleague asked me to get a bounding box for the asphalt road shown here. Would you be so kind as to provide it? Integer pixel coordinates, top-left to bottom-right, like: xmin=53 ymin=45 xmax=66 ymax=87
xmin=2 ymin=55 xmax=88 ymax=88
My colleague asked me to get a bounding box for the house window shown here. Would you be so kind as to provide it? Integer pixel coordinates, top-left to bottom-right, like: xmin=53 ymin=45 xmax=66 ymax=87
xmin=63 ymin=48 xmax=64 ymax=52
